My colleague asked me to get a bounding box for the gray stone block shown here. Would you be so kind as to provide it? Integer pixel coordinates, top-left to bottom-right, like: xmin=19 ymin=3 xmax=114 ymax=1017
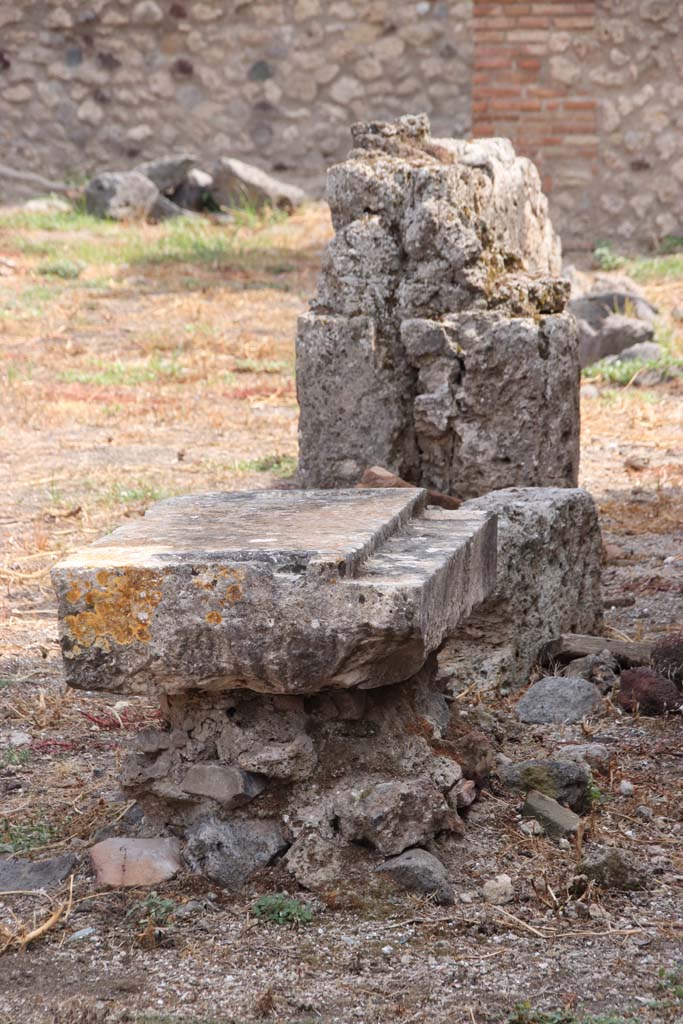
xmin=212 ymin=157 xmax=305 ymax=212
xmin=522 ymin=791 xmax=580 ymax=838
xmin=440 ymin=487 xmax=603 ymax=691
xmin=53 ymin=488 xmax=496 ymax=696
xmin=85 ymin=171 xmax=159 ymax=221
xmin=376 ymin=848 xmax=454 ymax=904
xmin=517 ymin=677 xmax=603 ymax=725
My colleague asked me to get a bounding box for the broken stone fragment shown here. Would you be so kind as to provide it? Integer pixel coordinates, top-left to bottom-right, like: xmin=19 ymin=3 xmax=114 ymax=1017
xmin=89 ymin=837 xmax=181 ymax=887
xmin=376 ymin=848 xmax=454 ymax=905
xmin=212 ymin=156 xmax=305 ymax=212
xmin=449 ymin=778 xmax=477 ymax=810
xmin=333 ymin=778 xmax=452 ymax=856
xmin=555 ymin=743 xmax=610 ymax=773
xmin=561 ymin=649 xmax=619 ymax=694
xmin=52 ymin=488 xmax=496 ymax=697
xmin=236 ymin=735 xmax=316 ymax=781
xmin=134 ymin=153 xmax=197 ymax=194
xmin=85 ymin=171 xmax=159 ymax=221
xmin=499 ymin=759 xmax=591 ymax=812
xmin=183 ymin=818 xmax=287 ymax=889
xmin=516 ymin=676 xmax=602 ymax=725
xmin=522 ymin=790 xmax=580 ymax=838
xmin=180 ymin=764 xmax=265 ymax=807
xmin=575 ymin=847 xmax=648 ymax=892
xmin=284 ymin=832 xmax=343 ymax=891
xmin=482 ymin=873 xmax=514 ymax=905
xmin=0 ymin=853 xmax=78 ymax=892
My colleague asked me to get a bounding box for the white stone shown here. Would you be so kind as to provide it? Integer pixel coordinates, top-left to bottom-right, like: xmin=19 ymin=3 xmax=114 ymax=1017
xmin=483 ymin=874 xmax=514 ymax=905
xmin=132 ymin=1 xmax=164 ymax=24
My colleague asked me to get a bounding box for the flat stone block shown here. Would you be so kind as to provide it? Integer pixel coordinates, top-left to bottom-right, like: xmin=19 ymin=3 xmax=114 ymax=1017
xmin=53 ymin=489 xmax=496 ymax=696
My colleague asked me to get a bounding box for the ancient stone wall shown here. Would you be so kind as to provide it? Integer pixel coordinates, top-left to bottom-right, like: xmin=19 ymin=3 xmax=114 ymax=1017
xmin=2 ymin=1 xmax=681 ymax=251
xmin=471 ymin=0 xmax=683 ymax=252
xmin=0 ymin=0 xmax=472 ymax=200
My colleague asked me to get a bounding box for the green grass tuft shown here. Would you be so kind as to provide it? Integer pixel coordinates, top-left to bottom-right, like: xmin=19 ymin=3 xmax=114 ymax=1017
xmin=37 ymin=258 xmax=84 ymax=279
xmin=251 ymin=892 xmax=313 ymax=926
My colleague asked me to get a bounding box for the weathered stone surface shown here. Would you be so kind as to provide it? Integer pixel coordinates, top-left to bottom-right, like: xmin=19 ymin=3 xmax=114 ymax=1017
xmin=517 ymin=677 xmax=603 ymax=725
xmin=135 ymin=153 xmax=197 ymax=194
xmin=0 ymin=853 xmax=77 ymax=891
xmin=561 ymin=649 xmax=619 ymax=694
xmin=180 ymin=764 xmax=265 ymax=807
xmin=212 ymin=157 xmax=305 ymax=212
xmin=148 ymin=194 xmax=187 ymax=222
xmin=440 ymin=487 xmax=603 ymax=691
xmin=499 ymin=759 xmax=591 ymax=812
xmin=297 ymin=114 xmax=579 ymax=498
xmin=89 ymin=837 xmax=181 ymax=887
xmin=333 ymin=778 xmax=453 ymax=855
xmin=376 ymin=848 xmax=454 ymax=904
xmin=555 ymin=743 xmax=611 ymax=773
xmin=522 ymin=790 xmax=580 ymax=837
xmin=53 ymin=488 xmax=496 ymax=697
xmin=575 ymin=847 xmax=648 ymax=892
xmin=85 ymin=171 xmax=159 ymax=221
xmin=450 ymin=778 xmax=477 ymax=809
xmin=184 ymin=818 xmax=287 ymax=888
xmin=172 ymin=168 xmax=215 ymax=211
xmin=610 ymin=341 xmax=663 ymax=364
xmin=482 ymin=873 xmax=514 ymax=904
xmin=284 ymin=832 xmax=343 ymax=890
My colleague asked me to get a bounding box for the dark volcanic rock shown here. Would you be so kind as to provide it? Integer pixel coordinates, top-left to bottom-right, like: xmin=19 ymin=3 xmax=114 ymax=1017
xmin=651 ymin=632 xmax=683 ymax=686
xmin=618 ymin=667 xmax=682 ymax=715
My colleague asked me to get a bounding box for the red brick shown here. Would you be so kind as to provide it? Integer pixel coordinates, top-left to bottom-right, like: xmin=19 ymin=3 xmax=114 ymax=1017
xmin=517 ymin=57 xmax=542 ymax=69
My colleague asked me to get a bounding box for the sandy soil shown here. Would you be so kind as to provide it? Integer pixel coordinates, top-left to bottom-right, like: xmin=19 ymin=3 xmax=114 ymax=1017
xmin=0 ymin=205 xmax=681 ymax=1024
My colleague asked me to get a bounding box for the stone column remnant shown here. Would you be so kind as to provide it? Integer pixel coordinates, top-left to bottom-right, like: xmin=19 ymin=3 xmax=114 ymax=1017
xmin=296 ymin=113 xmax=580 ymax=499
xmin=53 ymin=489 xmax=497 ymax=889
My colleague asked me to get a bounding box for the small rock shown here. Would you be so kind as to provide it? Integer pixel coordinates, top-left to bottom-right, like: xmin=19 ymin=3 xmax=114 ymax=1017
xmin=651 ymin=632 xmax=683 ymax=685
xmin=89 ymin=837 xmax=181 ymax=888
xmin=561 ymin=650 xmax=619 ymax=694
xmin=446 ymin=728 xmax=496 ymax=784
xmin=499 ymin=759 xmax=591 ymax=812
xmin=482 ymin=873 xmax=514 ymax=905
xmin=24 ymin=196 xmax=72 ymax=213
xmin=376 ymin=848 xmax=454 ymax=905
xmin=0 ymin=853 xmax=78 ymax=891
xmin=517 ymin=676 xmax=602 ymax=724
xmin=519 ymin=818 xmax=544 ymax=836
xmin=556 ymin=743 xmax=610 ymax=772
xmin=613 ymin=341 xmax=663 ymax=363
xmin=174 ymin=900 xmax=203 ymax=919
xmin=522 ymin=790 xmax=580 ymax=838
xmin=333 ymin=778 xmax=452 ymax=856
xmin=624 ymin=454 xmax=650 ymax=471
xmin=618 ymin=780 xmax=635 ymax=797
xmin=636 ymin=805 xmax=653 ymax=821
xmin=381 ymin=944 xmax=393 ymax=955
xmin=180 ymin=764 xmax=265 ymax=807
xmin=184 ymin=818 xmax=286 ymax=889
xmin=212 ymin=156 xmax=305 ymax=213
xmin=558 ymin=837 xmax=571 ymax=850
xmin=8 ymin=730 xmax=31 ymax=747
xmin=148 ymin=193 xmax=187 ymax=222
xmin=134 ymin=153 xmax=197 ymax=194
xmin=449 ymin=778 xmax=477 ymax=810
xmin=67 ymin=927 xmax=97 ymax=943
xmin=618 ymin=667 xmax=682 ymax=715
xmin=575 ymin=847 xmax=648 ymax=891
xmin=172 ymin=167 xmax=215 ymax=211
xmin=85 ymin=171 xmax=159 ymax=221
xmin=284 ymin=832 xmax=342 ymax=890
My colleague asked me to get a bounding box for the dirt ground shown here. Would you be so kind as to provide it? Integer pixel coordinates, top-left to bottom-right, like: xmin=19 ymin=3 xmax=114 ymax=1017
xmin=0 ymin=204 xmax=681 ymax=1024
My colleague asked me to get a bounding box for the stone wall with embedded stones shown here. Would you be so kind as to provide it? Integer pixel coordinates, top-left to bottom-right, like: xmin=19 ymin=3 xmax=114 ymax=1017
xmin=2 ymin=0 xmax=681 ymax=252
xmin=0 ymin=0 xmax=472 ymax=201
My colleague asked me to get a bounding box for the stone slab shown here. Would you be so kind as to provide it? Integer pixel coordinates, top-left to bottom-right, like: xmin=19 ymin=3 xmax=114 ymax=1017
xmin=53 ymin=489 xmax=496 ymax=696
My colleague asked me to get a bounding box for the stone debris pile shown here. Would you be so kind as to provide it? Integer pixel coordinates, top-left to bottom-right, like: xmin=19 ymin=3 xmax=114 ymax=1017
xmin=297 ymin=113 xmax=580 ymax=500
xmin=53 ymin=488 xmax=497 ymax=889
xmin=84 ymin=152 xmax=305 ymax=222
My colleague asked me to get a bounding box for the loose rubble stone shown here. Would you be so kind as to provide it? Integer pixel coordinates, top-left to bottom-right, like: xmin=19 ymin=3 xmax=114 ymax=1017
xmin=556 ymin=743 xmax=610 ymax=772
xmin=284 ymin=832 xmax=343 ymax=890
xmin=89 ymin=837 xmax=181 ymax=887
xmin=297 ymin=114 xmax=579 ymax=498
xmin=618 ymin=667 xmax=682 ymax=715
xmin=0 ymin=853 xmax=77 ymax=891
xmin=611 ymin=341 xmax=663 ymax=363
xmin=212 ymin=157 xmax=305 ymax=212
xmin=172 ymin=168 xmax=215 ymax=211
xmin=651 ymin=631 xmax=683 ymax=685
xmin=85 ymin=171 xmax=159 ymax=221
xmin=184 ymin=818 xmax=286 ymax=888
xmin=561 ymin=649 xmax=619 ymax=694
xmin=499 ymin=759 xmax=591 ymax=812
xmin=450 ymin=778 xmax=477 ymax=809
xmin=575 ymin=847 xmax=648 ymax=891
xmin=482 ymin=873 xmax=514 ymax=904
xmin=522 ymin=790 xmax=580 ymax=837
xmin=376 ymin=848 xmax=454 ymax=904
xmin=618 ymin=780 xmax=635 ymax=796
xmin=333 ymin=778 xmax=453 ymax=856
xmin=148 ymin=194 xmax=186 ymax=222
xmin=440 ymin=488 xmax=603 ymax=691
xmin=517 ymin=676 xmax=602 ymax=725
xmin=53 ymin=489 xmax=495 ymax=697
xmin=444 ymin=728 xmax=495 ymax=785
xmin=135 ymin=153 xmax=197 ymax=194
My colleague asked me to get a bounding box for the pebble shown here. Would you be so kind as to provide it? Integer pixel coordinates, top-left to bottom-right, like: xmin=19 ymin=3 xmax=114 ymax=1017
xmin=8 ymin=730 xmax=31 ymax=747
xmin=619 ymin=780 xmax=635 ymax=796
xmin=636 ymin=805 xmax=654 ymax=821
xmin=67 ymin=927 xmax=97 ymax=943
xmin=558 ymin=838 xmax=571 ymax=850
xmin=482 ymin=873 xmax=514 ymax=905
xmin=381 ymin=945 xmax=393 ymax=956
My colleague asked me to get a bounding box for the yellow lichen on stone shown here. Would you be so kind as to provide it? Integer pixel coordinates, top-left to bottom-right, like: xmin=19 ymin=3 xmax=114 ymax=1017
xmin=193 ymin=566 xmax=245 ymax=606
xmin=205 ymin=611 xmax=223 ymax=625
xmin=63 ymin=568 xmax=164 ymax=652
